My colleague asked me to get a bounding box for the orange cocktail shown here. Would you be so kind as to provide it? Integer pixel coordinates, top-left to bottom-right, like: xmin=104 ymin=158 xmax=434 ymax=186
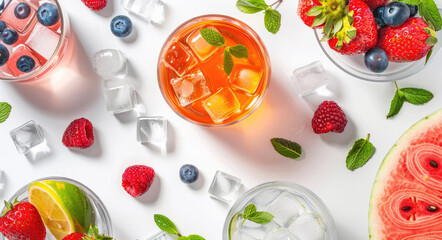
xmin=158 ymin=15 xmax=271 ymax=126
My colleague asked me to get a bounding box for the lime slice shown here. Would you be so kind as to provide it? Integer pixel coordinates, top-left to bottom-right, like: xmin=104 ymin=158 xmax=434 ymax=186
xmin=228 ymin=212 xmax=241 ymax=240
xmin=28 ymin=180 xmax=95 ymax=240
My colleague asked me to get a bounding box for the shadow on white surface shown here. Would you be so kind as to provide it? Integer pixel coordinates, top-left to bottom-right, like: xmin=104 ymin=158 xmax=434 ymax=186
xmin=0 ymin=172 xmax=6 ymax=197
xmin=137 ymin=175 xmax=161 ymax=204
xmin=320 ymin=115 xmax=357 ymax=145
xmin=96 ymin=0 xmax=115 ymax=18
xmin=69 ymin=128 xmax=103 ymax=158
xmin=188 ymin=171 xmax=205 ymax=190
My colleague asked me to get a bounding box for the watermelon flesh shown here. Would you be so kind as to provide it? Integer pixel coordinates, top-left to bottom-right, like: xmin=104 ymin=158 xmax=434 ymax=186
xmin=369 ymin=109 xmax=442 ymax=239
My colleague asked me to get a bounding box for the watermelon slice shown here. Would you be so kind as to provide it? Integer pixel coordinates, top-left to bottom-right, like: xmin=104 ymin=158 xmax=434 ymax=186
xmin=369 ymin=109 xmax=442 ymax=239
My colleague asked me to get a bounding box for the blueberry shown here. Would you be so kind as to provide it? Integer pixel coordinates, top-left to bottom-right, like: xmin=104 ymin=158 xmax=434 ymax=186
xmin=16 ymin=55 xmax=35 ymax=73
xmin=365 ymin=47 xmax=389 ymax=73
xmin=14 ymin=2 xmax=31 ymax=19
xmin=407 ymin=4 xmax=418 ymax=17
xmin=383 ymin=2 xmax=410 ymax=27
xmin=0 ymin=44 xmax=9 ymax=66
xmin=1 ymin=28 xmax=18 ymax=45
xmin=179 ymin=164 xmax=199 ymax=184
xmin=0 ymin=20 xmax=6 ymax=34
xmin=37 ymin=3 xmax=59 ymax=26
xmin=110 ymin=15 xmax=133 ymax=38
xmin=373 ymin=6 xmax=387 ymax=27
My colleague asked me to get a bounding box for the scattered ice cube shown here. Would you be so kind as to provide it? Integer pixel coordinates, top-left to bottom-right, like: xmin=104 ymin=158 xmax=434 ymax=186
xmin=230 ymin=64 xmax=263 ymax=95
xmin=145 ymin=231 xmax=176 ymax=240
xmin=163 ymin=42 xmax=197 ymax=76
xmin=232 ymin=230 xmax=259 ymax=240
xmin=6 ymin=44 xmax=41 ymax=77
xmin=137 ymin=116 xmax=167 ymax=143
xmin=288 ymin=214 xmax=326 ymax=240
xmin=239 ymin=220 xmax=279 ymax=239
xmin=93 ymin=49 xmax=128 ymax=79
xmin=25 ymin=22 xmax=60 ymax=60
xmin=121 ymin=0 xmax=164 ymax=23
xmin=10 ymin=120 xmax=46 ymax=155
xmin=266 ymin=192 xmax=307 ymax=227
xmin=250 ymin=188 xmax=283 ymax=209
xmin=171 ymin=69 xmax=211 ymax=107
xmin=0 ymin=0 xmax=36 ymax=33
xmin=103 ymin=82 xmax=135 ymax=114
xmin=186 ymin=27 xmax=219 ymax=61
xmin=292 ymin=61 xmax=329 ymax=96
xmin=264 ymin=228 xmax=296 ymax=240
xmin=202 ymin=87 xmax=241 ymax=123
xmin=208 ymin=171 xmax=241 ymax=203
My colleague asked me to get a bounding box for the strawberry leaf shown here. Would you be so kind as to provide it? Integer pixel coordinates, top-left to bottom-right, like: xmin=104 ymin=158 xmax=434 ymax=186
xmin=307 ymin=6 xmax=323 ymax=16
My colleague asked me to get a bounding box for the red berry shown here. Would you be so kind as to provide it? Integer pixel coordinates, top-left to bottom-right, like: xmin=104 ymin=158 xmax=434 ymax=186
xmin=312 ymin=101 xmax=347 ymax=134
xmin=63 ymin=233 xmax=86 ymax=240
xmin=62 ymin=118 xmax=95 ymax=149
xmin=81 ymin=0 xmax=107 ymax=11
xmin=122 ymin=165 xmax=155 ymax=197
xmin=359 ymin=0 xmax=389 ymax=11
xmin=0 ymin=201 xmax=46 ymax=240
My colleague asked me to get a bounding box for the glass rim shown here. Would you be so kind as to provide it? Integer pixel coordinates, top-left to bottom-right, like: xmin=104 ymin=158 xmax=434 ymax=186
xmin=157 ymin=14 xmax=271 ymax=127
xmin=0 ymin=0 xmax=70 ymax=82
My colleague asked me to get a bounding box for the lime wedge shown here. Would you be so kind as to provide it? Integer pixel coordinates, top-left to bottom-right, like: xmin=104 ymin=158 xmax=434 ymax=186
xmin=228 ymin=212 xmax=241 ymax=240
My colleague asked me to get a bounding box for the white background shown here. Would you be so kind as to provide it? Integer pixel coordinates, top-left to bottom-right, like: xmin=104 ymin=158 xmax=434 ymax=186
xmin=0 ymin=0 xmax=441 ymax=239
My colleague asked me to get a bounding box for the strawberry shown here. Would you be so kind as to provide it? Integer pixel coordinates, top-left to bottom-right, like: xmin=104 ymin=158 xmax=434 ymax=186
xmin=328 ymin=0 xmax=378 ymax=55
xmin=63 ymin=226 xmax=113 ymax=240
xmin=122 ymin=165 xmax=156 ymax=197
xmin=62 ymin=118 xmax=95 ymax=149
xmin=81 ymin=0 xmax=107 ymax=11
xmin=360 ymin=0 xmax=389 ymax=11
xmin=377 ymin=17 xmax=437 ymax=62
xmin=0 ymin=200 xmax=46 ymax=240
xmin=297 ymin=0 xmax=347 ymax=29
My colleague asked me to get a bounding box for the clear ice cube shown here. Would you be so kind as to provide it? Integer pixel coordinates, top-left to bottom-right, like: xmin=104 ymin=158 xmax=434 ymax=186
xmin=264 ymin=228 xmax=296 ymax=240
xmin=137 ymin=116 xmax=167 ymax=143
xmin=7 ymin=44 xmax=41 ymax=77
xmin=93 ymin=49 xmax=128 ymax=79
xmin=208 ymin=171 xmax=241 ymax=203
xmin=239 ymin=220 xmax=279 ymax=239
xmin=171 ymin=69 xmax=211 ymax=107
xmin=186 ymin=27 xmax=218 ymax=61
xmin=232 ymin=230 xmax=259 ymax=240
xmin=121 ymin=0 xmax=164 ymax=23
xmin=288 ymin=214 xmax=326 ymax=240
xmin=25 ymin=22 xmax=60 ymax=60
xmin=10 ymin=120 xmax=46 ymax=154
xmin=163 ymin=42 xmax=196 ymax=76
xmin=202 ymin=87 xmax=241 ymax=123
xmin=292 ymin=61 xmax=329 ymax=96
xmin=250 ymin=188 xmax=283 ymax=209
xmin=230 ymin=64 xmax=263 ymax=95
xmin=103 ymin=82 xmax=135 ymax=114
xmin=0 ymin=0 xmax=36 ymax=33
xmin=266 ymin=192 xmax=307 ymax=227
xmin=145 ymin=231 xmax=176 ymax=240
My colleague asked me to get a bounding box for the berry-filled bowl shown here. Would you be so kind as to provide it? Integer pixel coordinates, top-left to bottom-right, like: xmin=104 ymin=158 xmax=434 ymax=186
xmin=313 ymin=6 xmax=442 ymax=82
xmin=0 ymin=177 xmax=113 ymax=240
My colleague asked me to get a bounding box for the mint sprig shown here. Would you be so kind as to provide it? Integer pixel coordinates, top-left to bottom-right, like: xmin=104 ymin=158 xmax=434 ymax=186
xmin=271 ymin=138 xmax=302 ymax=159
xmin=236 ymin=0 xmax=283 ymax=34
xmin=228 ymin=204 xmax=274 ymax=240
xmin=395 ymin=0 xmax=442 ymax=31
xmin=154 ymin=214 xmax=205 ymax=239
xmin=0 ymin=102 xmax=11 ymax=123
xmin=346 ymin=134 xmax=375 ymax=171
xmin=387 ymin=82 xmax=434 ymax=119
xmin=200 ymin=28 xmax=248 ymax=75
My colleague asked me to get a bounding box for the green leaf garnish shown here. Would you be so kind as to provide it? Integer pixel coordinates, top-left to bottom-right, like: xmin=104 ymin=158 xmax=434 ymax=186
xmin=200 ymin=28 xmax=225 ymax=47
xmin=0 ymin=102 xmax=12 ymax=123
xmin=386 ymin=90 xmax=405 ymax=119
xmin=236 ymin=0 xmax=283 ymax=34
xmin=271 ymin=138 xmax=302 ymax=159
xmin=247 ymin=212 xmax=274 ymax=224
xmin=229 ymin=44 xmax=248 ymax=59
xmin=223 ymin=49 xmax=234 ymax=75
xmin=154 ymin=214 xmax=179 ymax=235
xmin=188 ymin=235 xmax=205 ymax=240
xmin=395 ymin=0 xmax=442 ymax=30
xmin=236 ymin=0 xmax=269 ymax=13
xmin=244 ymin=204 xmax=257 ymax=217
xmin=386 ymin=82 xmax=434 ymax=118
xmin=346 ymin=134 xmax=375 ymax=171
xmin=264 ymin=9 xmax=281 ymax=34
xmin=229 ymin=204 xmax=274 ymax=240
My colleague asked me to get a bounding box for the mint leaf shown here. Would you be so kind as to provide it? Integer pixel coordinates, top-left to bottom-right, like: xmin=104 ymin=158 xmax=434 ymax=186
xmin=0 ymin=102 xmax=12 ymax=123
xmin=346 ymin=134 xmax=375 ymax=171
xmin=264 ymin=9 xmax=281 ymax=34
xmin=400 ymin=88 xmax=434 ymax=105
xmin=236 ymin=0 xmax=268 ymax=14
xmin=223 ymin=49 xmax=234 ymax=75
xmin=178 ymin=237 xmax=189 ymax=240
xmin=244 ymin=204 xmax=257 ymax=217
xmin=229 ymin=44 xmax=248 ymax=59
xmin=188 ymin=235 xmax=205 ymax=240
xmin=200 ymin=28 xmax=225 ymax=47
xmin=271 ymin=138 xmax=302 ymax=159
xmin=386 ymin=90 xmax=405 ymax=119
xmin=248 ymin=212 xmax=274 ymax=224
xmin=154 ymin=214 xmax=179 ymax=235
xmin=395 ymin=0 xmax=422 ymax=5
xmin=418 ymin=0 xmax=442 ymax=31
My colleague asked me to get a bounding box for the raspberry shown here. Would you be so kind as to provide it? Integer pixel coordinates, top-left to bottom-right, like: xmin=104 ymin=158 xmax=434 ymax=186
xmin=312 ymin=101 xmax=347 ymax=134
xmin=81 ymin=0 xmax=107 ymax=11
xmin=62 ymin=118 xmax=95 ymax=148
xmin=122 ymin=165 xmax=155 ymax=197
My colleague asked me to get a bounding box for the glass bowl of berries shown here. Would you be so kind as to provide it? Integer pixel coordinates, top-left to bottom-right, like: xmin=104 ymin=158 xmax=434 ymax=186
xmin=306 ymin=0 xmax=442 ymax=82
xmin=0 ymin=177 xmax=113 ymax=240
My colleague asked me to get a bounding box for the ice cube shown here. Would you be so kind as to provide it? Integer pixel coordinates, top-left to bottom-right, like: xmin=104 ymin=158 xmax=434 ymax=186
xmin=232 ymin=230 xmax=259 ymax=240
xmin=266 ymin=192 xmax=307 ymax=227
xmin=121 ymin=0 xmax=164 ymax=23
xmin=93 ymin=49 xmax=128 ymax=79
xmin=103 ymin=82 xmax=135 ymax=114
xmin=163 ymin=42 xmax=196 ymax=76
xmin=10 ymin=120 xmax=46 ymax=154
xmin=186 ymin=27 xmax=218 ymax=61
xmin=250 ymin=188 xmax=283 ymax=209
xmin=239 ymin=220 xmax=279 ymax=239
xmin=25 ymin=22 xmax=60 ymax=60
xmin=171 ymin=69 xmax=211 ymax=107
xmin=6 ymin=44 xmax=41 ymax=77
xmin=0 ymin=64 xmax=13 ymax=78
xmin=203 ymin=87 xmax=241 ymax=123
xmin=230 ymin=64 xmax=263 ymax=95
xmin=145 ymin=231 xmax=177 ymax=240
xmin=288 ymin=214 xmax=326 ymax=240
xmin=0 ymin=0 xmax=36 ymax=33
xmin=264 ymin=228 xmax=296 ymax=240
xmin=137 ymin=116 xmax=167 ymax=143
xmin=208 ymin=171 xmax=241 ymax=203
xmin=292 ymin=61 xmax=329 ymax=96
